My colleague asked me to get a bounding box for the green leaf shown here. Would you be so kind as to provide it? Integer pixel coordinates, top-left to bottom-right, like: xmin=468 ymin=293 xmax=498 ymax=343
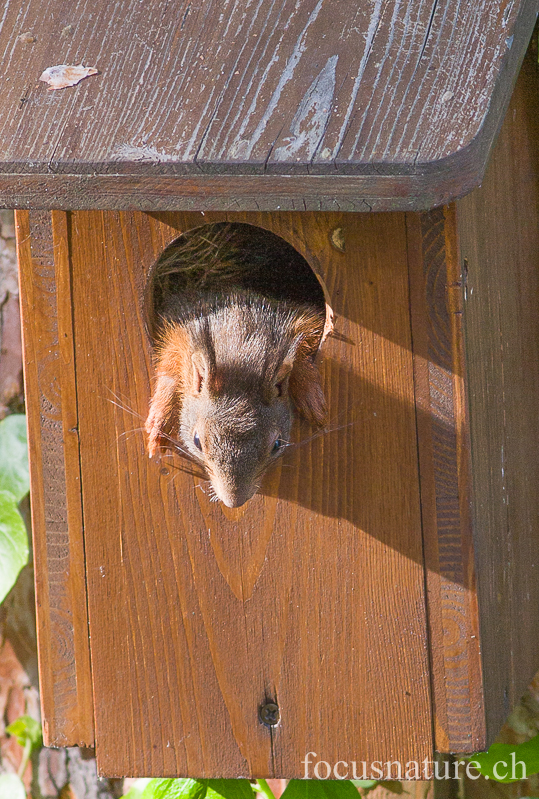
xmin=6 ymin=715 xmax=42 ymax=750
xmin=0 ymin=490 xmax=29 ymax=604
xmin=138 ymin=780 xmax=256 ymax=799
xmin=351 ymin=782 xmax=378 ymax=791
xmin=283 ymin=781 xmax=360 ymax=799
xmin=282 ymin=781 xmax=328 ymax=799
xmin=0 ymin=415 xmax=29 ymax=503
xmin=318 ymin=783 xmax=363 ymax=799
xmin=206 ymin=780 xmax=256 ymax=799
xmin=123 ymin=779 xmax=155 ymax=799
xmin=0 ymin=773 xmax=26 ymax=799
xmin=469 ymin=735 xmax=539 ymax=783
xmin=141 ymin=779 xmax=208 ymax=799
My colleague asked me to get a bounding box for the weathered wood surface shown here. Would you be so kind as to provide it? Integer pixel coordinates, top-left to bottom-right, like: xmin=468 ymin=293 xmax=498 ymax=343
xmin=407 ymin=205 xmax=484 ymax=754
xmin=16 ymin=210 xmax=94 ymax=747
xmin=457 ymin=39 xmax=539 ymax=746
xmin=0 ymin=173 xmax=478 ymax=214
xmin=68 ymin=210 xmax=432 ymax=776
xmin=0 ymin=0 xmax=536 ymax=211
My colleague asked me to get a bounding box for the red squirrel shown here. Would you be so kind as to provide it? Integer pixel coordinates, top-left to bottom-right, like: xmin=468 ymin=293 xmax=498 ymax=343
xmin=144 ymin=224 xmax=328 ymax=508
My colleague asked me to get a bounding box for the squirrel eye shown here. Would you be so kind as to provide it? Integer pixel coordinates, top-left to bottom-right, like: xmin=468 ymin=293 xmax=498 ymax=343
xmin=194 ymin=432 xmax=202 ymax=451
xmin=272 ymin=438 xmax=283 ymax=454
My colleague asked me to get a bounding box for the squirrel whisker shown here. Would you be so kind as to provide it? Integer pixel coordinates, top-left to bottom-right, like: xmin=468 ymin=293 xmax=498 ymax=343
xmin=160 ymin=457 xmax=208 ymax=479
xmin=292 ymin=420 xmax=356 ymax=450
xmin=105 ymin=390 xmax=147 ymax=422
xmin=117 ymin=427 xmax=145 ymax=440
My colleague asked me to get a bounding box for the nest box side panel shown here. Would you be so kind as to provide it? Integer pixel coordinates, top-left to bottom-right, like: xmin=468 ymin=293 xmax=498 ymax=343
xmin=16 ymin=210 xmax=95 ymax=747
xmin=457 ymin=42 xmax=539 ymax=745
xmin=407 ymin=206 xmax=484 ymax=754
xmin=69 ymin=209 xmax=433 ymax=778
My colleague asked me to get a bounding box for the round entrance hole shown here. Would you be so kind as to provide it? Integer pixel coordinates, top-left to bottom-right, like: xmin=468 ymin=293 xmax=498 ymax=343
xmin=144 ymin=222 xmax=332 ymax=507
xmin=145 ymin=222 xmax=329 ymax=344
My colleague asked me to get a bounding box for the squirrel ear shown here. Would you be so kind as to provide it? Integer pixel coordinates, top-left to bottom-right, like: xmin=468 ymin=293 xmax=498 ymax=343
xmin=191 ymin=351 xmax=209 ymax=394
xmin=271 ymin=358 xmax=293 ymax=398
xmin=146 ymin=324 xmax=191 ymax=456
xmin=285 ymin=310 xmax=327 ymax=425
xmin=288 ymin=354 xmax=328 ymax=427
xmin=145 ymin=373 xmax=179 ymax=457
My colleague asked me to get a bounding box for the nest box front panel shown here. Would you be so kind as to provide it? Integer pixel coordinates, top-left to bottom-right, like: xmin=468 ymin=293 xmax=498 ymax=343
xmin=58 ymin=210 xmax=431 ymax=777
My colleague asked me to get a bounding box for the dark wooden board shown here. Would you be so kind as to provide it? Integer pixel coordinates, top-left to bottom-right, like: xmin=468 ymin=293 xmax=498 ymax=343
xmin=16 ymin=210 xmax=94 ymax=747
xmin=0 ymin=172 xmax=488 ymax=214
xmin=68 ymin=209 xmax=433 ymax=777
xmin=407 ymin=206 xmax=484 ymax=754
xmin=457 ymin=41 xmax=539 ymax=745
xmin=0 ymin=0 xmax=536 ymax=210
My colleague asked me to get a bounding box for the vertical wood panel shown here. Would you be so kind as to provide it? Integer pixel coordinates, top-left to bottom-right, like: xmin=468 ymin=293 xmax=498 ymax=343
xmin=70 ymin=210 xmax=433 ymax=777
xmin=457 ymin=41 xmax=539 ymax=745
xmin=407 ymin=206 xmax=484 ymax=754
xmin=16 ymin=210 xmax=94 ymax=747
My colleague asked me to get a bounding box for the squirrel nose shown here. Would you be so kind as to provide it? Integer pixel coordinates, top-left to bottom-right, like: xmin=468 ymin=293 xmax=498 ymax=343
xmin=220 ymin=489 xmax=255 ymax=508
xmin=211 ymin=476 xmax=256 ymax=508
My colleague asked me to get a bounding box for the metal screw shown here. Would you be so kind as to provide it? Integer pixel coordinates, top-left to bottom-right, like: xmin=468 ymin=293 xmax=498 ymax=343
xmin=259 ymin=702 xmax=280 ymax=726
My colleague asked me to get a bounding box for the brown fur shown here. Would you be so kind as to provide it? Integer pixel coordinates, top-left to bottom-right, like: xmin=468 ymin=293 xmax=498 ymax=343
xmin=145 ymin=325 xmax=190 ymax=458
xmin=145 ymin=291 xmax=327 ymax=506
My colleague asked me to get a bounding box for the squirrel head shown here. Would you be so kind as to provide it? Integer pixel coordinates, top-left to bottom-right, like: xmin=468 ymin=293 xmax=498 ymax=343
xmin=179 ymin=356 xmax=294 ymax=508
xmin=145 ymin=301 xmax=327 ymax=507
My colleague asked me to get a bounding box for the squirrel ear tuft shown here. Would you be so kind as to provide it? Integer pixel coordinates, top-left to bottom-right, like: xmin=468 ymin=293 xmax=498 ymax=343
xmin=272 ymin=359 xmax=293 ymax=397
xmin=288 ymin=354 xmax=327 ymax=427
xmin=146 ymin=324 xmax=192 ymax=456
xmin=286 ymin=311 xmax=327 ymax=425
xmin=145 ymin=373 xmax=178 ymax=457
xmin=191 ymin=351 xmax=209 ymax=394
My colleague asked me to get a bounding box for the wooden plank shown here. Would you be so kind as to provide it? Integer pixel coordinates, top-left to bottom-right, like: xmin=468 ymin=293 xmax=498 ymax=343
xmin=0 ymin=0 xmax=535 ymax=210
xmin=0 ymin=170 xmax=502 ymax=214
xmin=16 ymin=210 xmax=94 ymax=747
xmin=457 ymin=40 xmax=539 ymax=745
xmin=407 ymin=206 xmax=484 ymax=754
xmin=70 ymin=209 xmax=432 ymax=777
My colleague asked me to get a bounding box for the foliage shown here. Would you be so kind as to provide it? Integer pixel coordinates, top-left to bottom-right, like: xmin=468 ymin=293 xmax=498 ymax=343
xmin=281 ymin=780 xmax=363 ymax=799
xmin=0 ymin=772 xmax=26 ymax=799
xmin=0 ymin=490 xmax=29 ymax=604
xmin=0 ymin=414 xmax=29 ymax=603
xmin=6 ymin=715 xmax=43 ymax=750
xmin=125 ymin=779 xmax=254 ymax=799
xmin=0 ymin=414 xmax=30 ymax=501
xmin=124 ymin=780 xmax=155 ymax=799
xmin=0 ymin=416 xmax=32 ymax=795
xmin=124 ymin=778 xmax=403 ymax=799
xmin=1 ymin=714 xmax=44 ymax=798
xmin=469 ymin=734 xmax=539 ymax=783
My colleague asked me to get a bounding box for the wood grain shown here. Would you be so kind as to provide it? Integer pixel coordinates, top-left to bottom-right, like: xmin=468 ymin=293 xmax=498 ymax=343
xmin=457 ymin=39 xmax=539 ymax=746
xmin=16 ymin=210 xmax=94 ymax=747
xmin=0 ymin=0 xmax=536 ymax=210
xmin=407 ymin=206 xmax=484 ymax=754
xmin=0 ymin=170 xmax=502 ymax=214
xmin=68 ymin=209 xmax=432 ymax=777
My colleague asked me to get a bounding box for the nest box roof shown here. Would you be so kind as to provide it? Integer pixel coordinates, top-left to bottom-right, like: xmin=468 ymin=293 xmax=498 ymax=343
xmin=0 ymin=0 xmax=536 ymax=211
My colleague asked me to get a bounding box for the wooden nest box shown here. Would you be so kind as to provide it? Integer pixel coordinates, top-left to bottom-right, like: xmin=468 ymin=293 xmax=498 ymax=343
xmin=5 ymin=0 xmax=539 ymax=779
